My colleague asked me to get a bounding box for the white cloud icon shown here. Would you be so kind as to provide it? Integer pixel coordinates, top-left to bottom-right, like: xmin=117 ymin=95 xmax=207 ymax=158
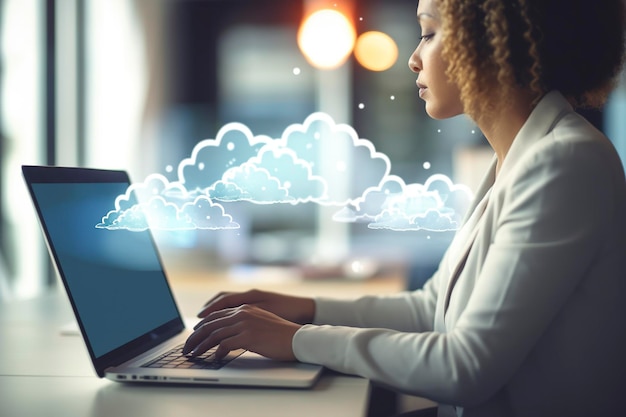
xmin=97 ymin=113 xmax=472 ymax=232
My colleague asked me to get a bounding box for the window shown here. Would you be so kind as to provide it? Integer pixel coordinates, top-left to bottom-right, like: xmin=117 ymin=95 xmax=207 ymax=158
xmin=2 ymin=0 xmax=624 ymax=299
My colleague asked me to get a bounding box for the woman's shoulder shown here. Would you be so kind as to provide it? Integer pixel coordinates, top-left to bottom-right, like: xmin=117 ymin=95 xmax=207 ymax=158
xmin=495 ymin=107 xmax=626 ymax=212
xmin=523 ymin=109 xmax=623 ymax=178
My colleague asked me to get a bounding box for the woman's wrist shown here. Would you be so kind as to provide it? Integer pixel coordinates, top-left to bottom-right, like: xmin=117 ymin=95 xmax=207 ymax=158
xmin=294 ymin=296 xmax=316 ymax=324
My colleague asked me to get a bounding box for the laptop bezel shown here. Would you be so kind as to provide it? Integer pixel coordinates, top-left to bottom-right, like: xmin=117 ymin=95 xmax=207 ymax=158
xmin=22 ymin=165 xmax=186 ymax=378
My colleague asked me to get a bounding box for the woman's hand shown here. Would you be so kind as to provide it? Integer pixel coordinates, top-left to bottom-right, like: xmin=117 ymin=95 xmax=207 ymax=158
xmin=182 ymin=289 xmax=315 ymax=361
xmin=196 ymin=289 xmax=315 ymax=324
xmin=182 ymin=304 xmax=302 ymax=361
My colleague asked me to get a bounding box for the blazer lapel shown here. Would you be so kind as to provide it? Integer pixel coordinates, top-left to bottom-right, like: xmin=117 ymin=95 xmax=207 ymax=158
xmin=443 ymin=91 xmax=573 ymax=315
xmin=442 ymin=160 xmax=496 ymax=313
xmin=441 ymin=91 xmax=572 ymax=316
xmin=461 ymin=156 xmax=497 ymax=222
xmin=443 ymin=190 xmax=491 ymax=313
xmin=496 ymin=91 xmax=572 ymax=184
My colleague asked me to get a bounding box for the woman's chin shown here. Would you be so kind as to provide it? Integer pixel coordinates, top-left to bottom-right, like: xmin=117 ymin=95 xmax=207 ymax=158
xmin=425 ymin=103 xmax=463 ymax=120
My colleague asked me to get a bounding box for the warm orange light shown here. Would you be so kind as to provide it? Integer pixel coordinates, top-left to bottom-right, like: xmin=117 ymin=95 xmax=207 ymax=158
xmin=298 ymin=9 xmax=356 ymax=70
xmin=354 ymin=31 xmax=398 ymax=72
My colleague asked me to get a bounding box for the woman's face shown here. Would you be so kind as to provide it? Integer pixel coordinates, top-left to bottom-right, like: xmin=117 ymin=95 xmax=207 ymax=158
xmin=408 ymin=0 xmax=463 ymax=119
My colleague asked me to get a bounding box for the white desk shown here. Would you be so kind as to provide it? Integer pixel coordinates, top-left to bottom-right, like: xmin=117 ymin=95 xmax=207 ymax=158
xmin=0 ymin=374 xmax=367 ymax=417
xmin=0 ymin=271 xmax=406 ymax=417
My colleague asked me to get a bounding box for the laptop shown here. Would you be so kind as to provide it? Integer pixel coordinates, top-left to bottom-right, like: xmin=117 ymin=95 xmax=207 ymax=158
xmin=22 ymin=165 xmax=323 ymax=387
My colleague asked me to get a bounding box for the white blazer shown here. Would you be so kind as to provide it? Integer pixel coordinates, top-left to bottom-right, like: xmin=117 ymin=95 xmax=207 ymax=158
xmin=293 ymin=91 xmax=626 ymax=417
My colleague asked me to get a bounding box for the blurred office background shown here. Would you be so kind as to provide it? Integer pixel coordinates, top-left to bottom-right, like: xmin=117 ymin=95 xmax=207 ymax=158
xmin=1 ymin=0 xmax=625 ymax=300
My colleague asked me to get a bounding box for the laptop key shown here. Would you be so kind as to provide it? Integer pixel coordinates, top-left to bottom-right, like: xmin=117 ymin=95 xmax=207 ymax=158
xmin=142 ymin=344 xmax=231 ymax=370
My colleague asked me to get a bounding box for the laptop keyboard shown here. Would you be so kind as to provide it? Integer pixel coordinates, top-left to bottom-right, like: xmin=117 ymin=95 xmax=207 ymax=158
xmin=142 ymin=344 xmax=240 ymax=370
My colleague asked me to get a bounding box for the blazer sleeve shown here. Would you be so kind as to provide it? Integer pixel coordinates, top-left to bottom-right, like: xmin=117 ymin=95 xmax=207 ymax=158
xmin=312 ymin=263 xmax=443 ymax=332
xmin=292 ymin=134 xmax=620 ymax=406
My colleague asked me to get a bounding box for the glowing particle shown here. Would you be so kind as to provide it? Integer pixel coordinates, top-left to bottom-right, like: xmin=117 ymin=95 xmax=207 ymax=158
xmin=390 ymin=95 xmax=395 ymax=100
xmin=284 ymin=181 xmax=291 ymax=189
xmin=198 ymin=162 xmax=205 ymax=170
xmin=471 ymin=129 xmax=476 ymax=134
xmin=427 ymin=235 xmax=431 ymax=240
xmin=227 ymin=142 xmax=235 ymax=151
xmin=293 ymin=67 xmax=301 ymax=75
xmin=358 ymin=103 xmax=365 ymax=109
xmin=423 ymin=162 xmax=431 ymax=170
xmin=437 ymin=129 xmax=442 ymax=133
xmin=165 ymin=165 xmax=173 ymax=173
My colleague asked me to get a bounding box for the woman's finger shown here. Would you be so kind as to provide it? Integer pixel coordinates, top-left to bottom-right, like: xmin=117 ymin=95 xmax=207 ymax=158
xmin=193 ymin=306 xmax=240 ymax=330
xmin=184 ymin=304 xmax=300 ymax=361
xmin=214 ymin=331 xmax=250 ymax=359
xmin=197 ymin=290 xmax=262 ymax=318
xmin=183 ymin=311 xmax=239 ymax=354
xmin=197 ymin=292 xmax=236 ymax=317
xmin=188 ymin=321 xmax=243 ymax=357
xmin=201 ymin=291 xmax=233 ymax=308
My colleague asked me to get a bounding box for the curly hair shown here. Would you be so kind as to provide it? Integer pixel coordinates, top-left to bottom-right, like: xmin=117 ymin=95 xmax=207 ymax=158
xmin=436 ymin=0 xmax=626 ymax=121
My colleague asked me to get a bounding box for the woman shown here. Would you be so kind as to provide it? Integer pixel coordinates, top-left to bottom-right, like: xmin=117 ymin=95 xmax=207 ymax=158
xmin=183 ymin=0 xmax=626 ymax=415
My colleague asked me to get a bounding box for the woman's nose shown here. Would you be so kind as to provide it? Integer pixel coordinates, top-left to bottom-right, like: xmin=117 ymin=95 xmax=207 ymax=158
xmin=408 ymin=47 xmax=421 ymax=73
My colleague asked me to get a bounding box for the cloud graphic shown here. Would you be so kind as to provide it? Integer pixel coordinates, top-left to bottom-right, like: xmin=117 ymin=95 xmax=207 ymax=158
xmin=333 ymin=175 xmax=407 ymax=222
xmin=179 ymin=196 xmax=240 ymax=230
xmin=207 ymin=180 xmax=246 ymax=202
xmin=424 ymin=174 xmax=473 ymax=225
xmin=97 ymin=112 xmax=472 ymax=232
xmin=114 ymin=173 xmax=190 ymax=211
xmin=97 ymin=195 xmax=239 ymax=231
xmin=97 ymin=197 xmax=175 ymax=231
xmin=333 ymin=174 xmax=472 ymax=231
xmin=279 ymin=112 xmax=390 ymax=205
xmin=368 ymin=208 xmax=458 ymax=232
xmin=412 ymin=209 xmax=458 ymax=231
xmin=213 ymin=162 xmax=293 ymax=204
xmin=231 ymin=146 xmax=328 ymax=203
xmin=178 ymin=122 xmax=271 ymax=192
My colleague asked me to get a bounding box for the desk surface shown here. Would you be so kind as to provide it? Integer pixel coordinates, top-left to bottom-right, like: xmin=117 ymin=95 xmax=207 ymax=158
xmin=0 ymin=270 xmax=404 ymax=417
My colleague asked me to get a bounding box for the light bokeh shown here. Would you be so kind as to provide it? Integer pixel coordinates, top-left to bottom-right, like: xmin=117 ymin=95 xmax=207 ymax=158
xmin=297 ymin=9 xmax=356 ymax=70
xmin=354 ymin=31 xmax=398 ymax=72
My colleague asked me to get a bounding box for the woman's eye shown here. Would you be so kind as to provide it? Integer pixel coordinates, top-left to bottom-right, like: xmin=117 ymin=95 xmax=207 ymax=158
xmin=419 ymin=33 xmax=435 ymax=42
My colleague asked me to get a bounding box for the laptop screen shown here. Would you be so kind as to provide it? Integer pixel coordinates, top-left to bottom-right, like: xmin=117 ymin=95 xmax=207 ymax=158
xmin=25 ymin=169 xmax=181 ymax=360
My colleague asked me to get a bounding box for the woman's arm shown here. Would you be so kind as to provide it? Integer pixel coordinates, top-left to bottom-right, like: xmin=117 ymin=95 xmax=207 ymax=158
xmin=312 ymin=266 xmax=442 ymax=332
xmin=295 ymin=136 xmax=621 ymax=405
